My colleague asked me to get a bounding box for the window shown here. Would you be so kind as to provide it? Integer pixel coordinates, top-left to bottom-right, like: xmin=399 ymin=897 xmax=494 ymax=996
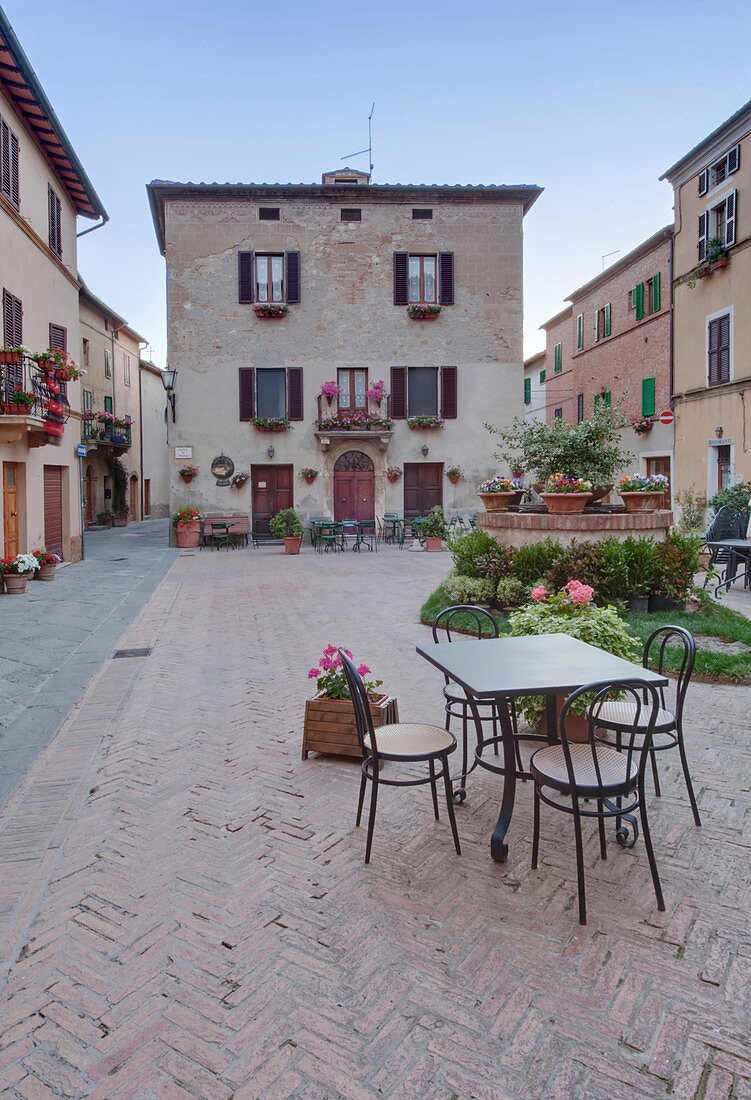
xmin=237 ymin=251 xmax=301 ymax=304
xmin=642 ymin=377 xmax=656 ymax=417
xmin=82 ymin=338 xmax=90 ymax=366
xmin=238 ymin=367 xmax=304 ymax=421
xmin=647 ymin=274 xmax=661 ymax=314
xmin=539 ymin=369 xmax=546 ymax=384
xmin=123 ymin=352 xmax=131 ymax=386
xmin=698 ymin=193 xmax=736 ymax=260
xmin=708 ymin=313 xmax=731 ymax=386
xmin=595 ymin=303 xmax=611 ymax=340
xmin=393 ymin=252 xmax=454 ymax=306
xmin=82 ymin=388 xmax=93 ymax=411
xmin=49 ymin=323 xmax=67 ymax=352
xmin=104 ymin=394 xmax=113 ymax=414
xmin=337 ymin=368 xmax=367 ymax=410
xmin=554 ymin=408 xmax=563 ymax=420
xmin=577 ymin=393 xmax=584 ymax=423
xmin=104 ymin=348 xmax=111 ymax=378
xmin=340 ymin=209 xmax=361 ymax=222
xmin=48 ymin=186 xmax=62 ymax=257
xmin=259 ymin=207 xmax=279 ymax=221
xmin=0 ymin=115 xmax=20 ymax=208
xmin=554 ymin=343 xmax=562 ymax=373
xmin=412 ymin=209 xmax=433 ymax=220
xmin=2 ymin=288 xmax=22 ymax=347
xmin=389 ymin=365 xmax=457 ymax=419
xmin=576 ymin=313 xmax=583 ymax=350
xmin=594 ymin=391 xmax=611 ymax=409
xmin=698 ymin=145 xmax=740 ymax=195
xmin=524 ymin=378 xmax=531 ymax=405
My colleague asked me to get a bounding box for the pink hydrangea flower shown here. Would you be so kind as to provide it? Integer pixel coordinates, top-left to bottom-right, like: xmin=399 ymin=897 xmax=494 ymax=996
xmin=531 ymin=585 xmax=548 ymax=600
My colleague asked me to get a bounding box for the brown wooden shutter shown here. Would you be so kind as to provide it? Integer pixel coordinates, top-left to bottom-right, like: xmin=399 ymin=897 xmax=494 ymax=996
xmin=3 ymin=289 xmax=13 ymax=344
xmin=393 ymin=253 xmax=408 ymax=305
xmin=708 ymin=316 xmax=730 ymax=386
xmin=0 ymin=118 xmax=9 ymax=200
xmin=239 ymin=367 xmax=255 ymax=420
xmin=698 ymin=169 xmax=709 ymax=196
xmin=390 ymin=366 xmax=407 ymax=418
xmin=12 ymin=294 xmax=22 ymax=345
xmin=49 ymin=324 xmax=67 ymax=351
xmin=287 ymin=367 xmax=303 ymax=420
xmin=285 ymin=251 xmax=301 ymax=303
xmin=725 ymin=191 xmax=736 ymax=246
xmin=438 ymin=252 xmax=454 ymax=305
xmin=43 ymin=466 xmax=64 ymax=557
xmin=440 ymin=366 xmax=457 ymax=419
xmin=238 ymin=252 xmax=254 ymax=303
xmin=9 ymin=131 xmax=18 ymax=207
xmin=698 ymin=213 xmax=708 ymax=262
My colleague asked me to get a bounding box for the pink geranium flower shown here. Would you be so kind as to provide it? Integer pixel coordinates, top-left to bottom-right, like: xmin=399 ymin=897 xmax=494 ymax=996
xmin=308 ymin=668 xmax=320 ymax=679
xmin=531 ymin=585 xmax=548 ymax=601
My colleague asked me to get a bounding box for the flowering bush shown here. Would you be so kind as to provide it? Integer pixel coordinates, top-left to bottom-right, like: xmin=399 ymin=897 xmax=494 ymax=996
xmin=618 ymin=473 xmax=669 ymax=492
xmin=315 ymin=411 xmax=394 ymax=431
xmin=320 ymin=380 xmax=343 ymax=398
xmin=179 ymin=464 xmax=199 ymax=478
xmin=386 ymin=465 xmax=402 ymax=482
xmin=33 ymin=549 xmax=61 ymax=567
xmin=407 ymin=414 xmax=444 ymax=429
xmin=474 ymin=543 xmax=515 ymax=584
xmin=478 ymin=476 xmax=524 ymax=493
xmin=308 ymin=645 xmax=384 ymax=701
xmin=254 ymin=304 xmax=289 ymax=317
xmin=364 ymin=380 xmax=385 ymax=402
xmin=2 ymin=553 xmax=39 ymax=576
xmin=172 ymin=506 xmax=201 ymax=528
xmin=407 ymin=304 xmax=441 ymax=318
xmin=231 ymin=471 xmax=250 ymax=488
xmin=543 ymin=473 xmax=593 ymax=494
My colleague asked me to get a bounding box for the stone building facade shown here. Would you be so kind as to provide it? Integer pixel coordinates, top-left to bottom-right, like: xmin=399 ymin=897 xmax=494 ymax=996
xmin=139 ymin=359 xmax=170 ymax=519
xmin=147 ymin=171 xmax=541 ymax=531
xmin=661 ymin=99 xmax=751 ymax=502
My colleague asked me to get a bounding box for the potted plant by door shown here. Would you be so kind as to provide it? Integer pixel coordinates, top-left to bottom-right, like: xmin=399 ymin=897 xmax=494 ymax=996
xmin=32 ymin=549 xmax=61 ymax=581
xmin=301 ymin=467 xmax=318 ymax=485
xmin=446 ymin=464 xmax=463 ymax=484
xmin=386 ymin=465 xmax=402 ymax=484
xmin=269 ymin=507 xmax=304 ymax=554
xmin=1 ymin=553 xmax=38 ymax=594
xmin=2 ymin=390 xmax=35 ymax=414
xmin=302 ymin=644 xmax=398 ymax=759
xmin=421 ymin=506 xmax=447 ymax=551
xmin=97 ymin=509 xmax=114 ymax=528
xmin=173 ymin=506 xmax=202 ymax=548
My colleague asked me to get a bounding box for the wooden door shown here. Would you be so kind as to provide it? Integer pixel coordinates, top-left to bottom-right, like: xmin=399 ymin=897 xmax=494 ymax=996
xmin=403 ymin=463 xmax=443 ymax=517
xmin=333 ymin=451 xmax=374 ymax=522
xmin=129 ymin=476 xmax=138 ymax=522
xmin=85 ymin=465 xmax=95 ymax=525
xmin=646 ymin=455 xmax=671 ymax=508
xmin=144 ymin=480 xmax=151 ymax=518
xmin=251 ymin=464 xmax=292 ymax=533
xmin=3 ymin=463 xmax=19 ymax=557
xmin=44 ymin=465 xmax=64 ymax=556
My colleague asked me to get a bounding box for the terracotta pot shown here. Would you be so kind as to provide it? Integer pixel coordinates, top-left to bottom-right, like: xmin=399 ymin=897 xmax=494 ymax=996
xmin=304 ymin=475 xmax=317 ymax=484
xmin=387 ymin=474 xmax=401 ymax=484
xmin=424 ymin=536 xmax=443 ymax=552
xmin=0 ymin=351 xmax=21 ymax=365
xmin=540 ymin=492 xmax=592 ymax=515
xmin=176 ymin=520 xmax=200 ymax=548
xmin=478 ymin=491 xmax=524 ymax=513
xmin=448 ymin=473 xmax=461 ymax=484
xmin=619 ymin=491 xmax=663 ymax=513
xmin=408 ymin=311 xmax=439 ymax=320
xmin=113 ymin=515 xmax=128 ymax=527
xmin=283 ymin=536 xmax=302 ymax=555
xmin=1 ymin=403 xmax=30 ymax=414
xmin=180 ymin=472 xmax=195 ymax=483
xmin=3 ymin=574 xmax=28 ymax=594
xmin=537 ymin=695 xmax=590 ymax=743
xmin=36 ymin=563 xmax=57 ymax=581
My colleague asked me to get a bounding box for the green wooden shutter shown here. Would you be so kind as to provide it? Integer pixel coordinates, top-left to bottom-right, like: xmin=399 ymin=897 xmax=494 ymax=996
xmin=524 ymin=378 xmax=531 ymax=405
xmin=595 ymin=311 xmax=601 ymax=341
xmin=604 ymin=303 xmax=611 ymax=336
xmin=539 ymin=369 xmax=546 ymax=384
xmin=634 ymin=283 xmax=645 ymax=321
xmin=604 ymin=391 xmax=611 ymax=407
xmin=577 ymin=314 xmax=583 ymax=350
xmin=104 ymin=395 xmax=113 ymax=413
xmin=554 ymin=343 xmax=562 ymax=372
xmin=651 ymin=273 xmax=661 ymax=312
xmin=594 ymin=394 xmax=599 ymax=409
xmin=642 ymin=377 xmax=656 ymax=416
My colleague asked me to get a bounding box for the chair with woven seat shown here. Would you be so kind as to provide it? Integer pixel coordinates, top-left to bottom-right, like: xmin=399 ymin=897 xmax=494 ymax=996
xmin=338 ymin=649 xmax=461 ymax=864
xmin=531 ymin=679 xmax=665 ymax=925
xmin=592 ymin=625 xmax=700 ymax=826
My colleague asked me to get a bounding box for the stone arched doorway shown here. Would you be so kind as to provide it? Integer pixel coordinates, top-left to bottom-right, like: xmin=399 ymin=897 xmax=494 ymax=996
xmin=333 ymin=451 xmax=374 ymax=523
xmin=129 ymin=474 xmax=138 ymax=522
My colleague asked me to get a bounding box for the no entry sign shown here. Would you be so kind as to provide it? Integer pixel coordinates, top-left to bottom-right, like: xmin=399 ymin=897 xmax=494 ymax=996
xmin=658 ymin=410 xmax=674 ymax=425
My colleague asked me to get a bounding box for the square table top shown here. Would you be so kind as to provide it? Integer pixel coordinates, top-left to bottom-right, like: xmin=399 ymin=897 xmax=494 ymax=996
xmin=416 ymin=633 xmax=668 ymax=699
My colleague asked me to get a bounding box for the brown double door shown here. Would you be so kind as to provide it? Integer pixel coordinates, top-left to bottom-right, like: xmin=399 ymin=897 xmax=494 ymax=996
xmin=333 ymin=451 xmax=374 ymax=523
xmin=403 ymin=463 xmax=443 ymax=517
xmin=251 ymin=464 xmax=293 ymax=533
xmin=3 ymin=462 xmax=19 ymax=558
xmin=44 ymin=465 xmax=64 ymax=557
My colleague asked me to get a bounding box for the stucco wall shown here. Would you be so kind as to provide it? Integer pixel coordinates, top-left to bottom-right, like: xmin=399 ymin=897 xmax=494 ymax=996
xmin=140 ymin=363 xmax=170 ymax=517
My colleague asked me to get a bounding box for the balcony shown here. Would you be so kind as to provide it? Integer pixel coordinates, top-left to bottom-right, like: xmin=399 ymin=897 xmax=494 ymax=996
xmin=83 ymin=419 xmax=132 ymax=451
xmin=0 ymin=356 xmax=65 ymax=443
xmin=313 ymin=395 xmax=394 ymax=452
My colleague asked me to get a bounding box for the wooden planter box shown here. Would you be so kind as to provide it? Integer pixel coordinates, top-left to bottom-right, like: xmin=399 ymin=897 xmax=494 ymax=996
xmin=302 ymin=693 xmax=399 ymax=760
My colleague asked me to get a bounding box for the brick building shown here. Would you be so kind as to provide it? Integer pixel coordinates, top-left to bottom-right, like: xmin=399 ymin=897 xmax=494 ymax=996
xmin=147 ymin=170 xmax=541 ymax=530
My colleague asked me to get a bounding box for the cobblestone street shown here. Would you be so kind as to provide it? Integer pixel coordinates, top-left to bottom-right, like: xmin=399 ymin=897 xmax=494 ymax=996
xmin=0 ymin=536 xmax=749 ymax=1098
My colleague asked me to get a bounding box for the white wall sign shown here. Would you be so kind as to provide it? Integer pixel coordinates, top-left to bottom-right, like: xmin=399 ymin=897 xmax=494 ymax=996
xmin=174 ymin=446 xmax=193 ymax=459
xmin=707 ymin=438 xmax=733 ymax=447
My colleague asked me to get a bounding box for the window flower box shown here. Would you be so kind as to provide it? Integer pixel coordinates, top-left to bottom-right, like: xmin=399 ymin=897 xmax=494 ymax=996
xmin=407 ymin=415 xmax=444 ymax=429
xmin=253 ymin=417 xmax=291 ymax=431
xmin=315 ymin=412 xmax=394 ymax=432
xmin=407 ymin=304 xmax=441 ymax=320
xmin=253 ymin=304 xmax=289 ymax=319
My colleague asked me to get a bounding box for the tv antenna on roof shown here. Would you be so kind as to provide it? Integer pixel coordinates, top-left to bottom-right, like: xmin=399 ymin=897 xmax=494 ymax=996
xmin=341 ymin=102 xmax=375 ymax=176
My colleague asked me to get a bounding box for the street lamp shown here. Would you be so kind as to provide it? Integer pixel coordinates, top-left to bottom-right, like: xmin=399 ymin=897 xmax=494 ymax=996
xmin=421 ymin=443 xmax=429 ymax=457
xmin=161 ymin=369 xmax=177 ymax=422
xmin=267 ymin=444 xmax=275 ymax=459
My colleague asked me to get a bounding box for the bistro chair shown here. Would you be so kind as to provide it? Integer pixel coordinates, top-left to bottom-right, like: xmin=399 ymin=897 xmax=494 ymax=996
xmin=338 ymin=650 xmax=461 ymax=865
xmin=703 ymin=504 xmax=746 ymax=588
xmin=340 ymin=519 xmax=360 ymax=551
xmin=356 ymin=519 xmax=377 ymax=552
xmin=592 ymin=626 xmax=701 ymax=826
xmin=210 ymin=522 xmax=233 ymax=551
xmin=530 ymin=679 xmax=665 ymax=926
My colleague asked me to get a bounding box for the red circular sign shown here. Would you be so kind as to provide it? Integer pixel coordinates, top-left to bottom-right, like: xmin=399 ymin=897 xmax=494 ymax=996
xmin=658 ymin=410 xmax=674 ymax=425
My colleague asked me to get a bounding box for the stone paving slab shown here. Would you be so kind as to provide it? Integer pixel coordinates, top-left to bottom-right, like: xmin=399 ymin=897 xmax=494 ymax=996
xmin=0 ymin=540 xmax=749 ymax=1098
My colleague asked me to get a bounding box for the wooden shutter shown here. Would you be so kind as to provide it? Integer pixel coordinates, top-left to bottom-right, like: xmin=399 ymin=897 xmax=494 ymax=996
xmin=698 ymin=169 xmax=709 ymax=196
xmin=708 ymin=315 xmax=730 ymax=386
xmin=440 ymin=366 xmax=457 ymax=419
xmin=438 ymin=252 xmax=454 ymax=305
xmin=48 ymin=187 xmax=61 ymax=257
xmin=595 ymin=310 xmax=600 ymax=341
xmin=652 ymin=272 xmax=661 ymax=312
xmin=604 ymin=303 xmax=611 ymax=336
xmin=725 ymin=191 xmax=736 ymax=246
xmin=390 ymin=366 xmax=407 ymax=418
xmin=1 ymin=119 xmax=19 ymax=208
xmin=634 ymin=283 xmax=645 ymax=321
xmin=3 ymin=289 xmax=22 ymax=346
xmin=285 ymin=251 xmax=301 ymax=303
xmin=728 ymin=144 xmax=740 ymax=174
xmin=49 ymin=324 xmax=67 ymax=351
xmin=642 ymin=377 xmax=656 ymax=416
xmin=698 ymin=212 xmax=708 ymax=262
xmin=238 ymin=252 xmax=254 ymax=303
xmin=576 ymin=314 xmax=583 ymax=349
xmin=287 ymin=367 xmax=303 ymax=420
xmin=239 ymin=367 xmax=255 ymax=420
xmin=524 ymin=378 xmax=531 ymax=405
xmin=393 ymin=253 xmax=408 ymax=305
xmin=554 ymin=343 xmax=562 ymax=372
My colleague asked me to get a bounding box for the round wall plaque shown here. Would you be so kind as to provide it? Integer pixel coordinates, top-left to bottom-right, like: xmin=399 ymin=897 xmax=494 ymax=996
xmin=211 ymin=453 xmax=235 ymax=485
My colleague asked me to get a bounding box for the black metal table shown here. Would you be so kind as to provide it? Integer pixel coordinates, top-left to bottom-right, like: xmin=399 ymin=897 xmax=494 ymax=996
xmin=416 ymin=633 xmax=668 ymax=863
xmin=706 ymin=539 xmax=751 ymax=595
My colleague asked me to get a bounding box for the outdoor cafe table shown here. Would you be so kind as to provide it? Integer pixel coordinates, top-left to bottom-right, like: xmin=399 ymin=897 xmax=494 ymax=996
xmin=416 ymin=633 xmax=668 ymax=863
xmin=706 ymin=538 xmax=751 ymax=595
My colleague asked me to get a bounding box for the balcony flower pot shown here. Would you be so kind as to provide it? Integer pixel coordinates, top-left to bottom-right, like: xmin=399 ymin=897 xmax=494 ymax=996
xmin=0 ymin=351 xmax=21 ymax=365
xmin=180 ymin=472 xmax=195 ymax=483
xmin=1 ymin=403 xmax=29 ymax=415
xmin=709 ymin=257 xmax=729 ymax=271
xmin=478 ymin=491 xmax=523 ymax=512
xmin=304 ymin=474 xmax=317 ymax=485
xmin=176 ymin=520 xmax=200 ymax=548
xmin=619 ymin=491 xmax=663 ymax=513
xmin=253 ymin=304 xmax=289 ymax=319
xmin=407 ymin=305 xmax=441 ymax=320
xmin=302 ymin=693 xmax=399 ymax=760
xmin=3 ymin=574 xmax=28 ymax=594
xmin=540 ymin=492 xmax=592 ymax=514
xmin=283 ymin=536 xmax=302 ymax=555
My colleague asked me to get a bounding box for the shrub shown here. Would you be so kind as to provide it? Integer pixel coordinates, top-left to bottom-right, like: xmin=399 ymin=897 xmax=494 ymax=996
xmin=474 ymin=542 xmax=515 ymax=584
xmin=496 ymin=576 xmax=528 ymax=610
xmin=655 ymin=531 xmax=702 ymax=599
xmin=421 ymin=505 xmax=447 ymax=539
xmin=447 ymin=528 xmax=499 ymax=577
xmin=622 ymin=535 xmax=660 ymax=597
xmin=444 ymin=571 xmax=496 ymax=605
xmin=675 ymin=486 xmax=708 ymax=531
xmin=511 ymin=538 xmax=562 ymax=587
xmin=709 ymin=481 xmax=751 ymax=515
xmin=269 ymin=508 xmax=303 ymax=539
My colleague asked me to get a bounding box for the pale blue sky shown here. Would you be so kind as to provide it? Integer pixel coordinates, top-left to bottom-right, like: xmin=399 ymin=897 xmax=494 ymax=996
xmin=4 ymin=0 xmax=751 ymax=366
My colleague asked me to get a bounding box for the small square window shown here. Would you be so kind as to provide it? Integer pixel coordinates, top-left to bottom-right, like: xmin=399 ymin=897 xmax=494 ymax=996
xmin=412 ymin=209 xmax=433 ymax=220
xmin=259 ymin=207 xmax=280 ymax=221
xmin=340 ymin=209 xmax=361 ymax=222
xmin=554 ymin=408 xmax=563 ymax=420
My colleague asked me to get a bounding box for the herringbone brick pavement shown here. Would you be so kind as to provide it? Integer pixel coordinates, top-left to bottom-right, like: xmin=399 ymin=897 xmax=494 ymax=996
xmin=0 ymin=544 xmax=749 ymax=1098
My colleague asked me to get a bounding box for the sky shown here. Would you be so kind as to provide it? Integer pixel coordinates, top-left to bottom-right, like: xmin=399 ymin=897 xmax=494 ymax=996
xmin=4 ymin=0 xmax=751 ymax=368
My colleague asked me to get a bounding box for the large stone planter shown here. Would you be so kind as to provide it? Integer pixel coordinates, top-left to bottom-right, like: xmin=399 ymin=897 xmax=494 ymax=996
xmin=302 ymin=693 xmax=399 ymax=760
xmin=283 ymin=536 xmax=302 ymax=555
xmin=478 ymin=491 xmax=523 ymax=513
xmin=3 ymin=574 xmax=28 ymax=594
xmin=176 ymin=520 xmax=201 ymax=548
xmin=36 ymin=563 xmax=57 ymax=581
xmin=619 ymin=491 xmax=663 ymax=513
xmin=540 ymin=492 xmax=592 ymax=515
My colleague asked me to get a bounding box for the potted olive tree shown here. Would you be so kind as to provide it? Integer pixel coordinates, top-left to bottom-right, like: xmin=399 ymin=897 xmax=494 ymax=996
xmin=421 ymin=506 xmax=447 ymax=551
xmin=269 ymin=507 xmax=304 ymax=554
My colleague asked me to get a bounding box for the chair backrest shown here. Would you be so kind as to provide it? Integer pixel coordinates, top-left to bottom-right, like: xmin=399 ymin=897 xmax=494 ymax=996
xmin=432 ymin=604 xmax=500 ymax=643
xmin=643 ymin=625 xmax=695 ymax=717
xmin=339 ymin=649 xmax=377 ymax=756
xmin=707 ymin=504 xmax=744 ymax=541
xmin=560 ymin=679 xmax=660 ymax=792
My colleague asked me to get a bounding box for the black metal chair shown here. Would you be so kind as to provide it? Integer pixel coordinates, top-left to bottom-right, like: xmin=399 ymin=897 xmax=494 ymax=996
xmin=210 ymin=522 xmax=233 ymax=551
xmin=592 ymin=626 xmax=700 ymax=826
xmin=338 ymin=649 xmax=461 ymax=865
xmin=531 ymin=679 xmax=665 ymax=925
xmin=703 ymin=504 xmax=747 ymax=587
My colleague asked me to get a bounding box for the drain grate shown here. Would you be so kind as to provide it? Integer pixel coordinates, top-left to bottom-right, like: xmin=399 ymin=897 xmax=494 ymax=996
xmin=113 ymin=647 xmax=152 ymax=659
